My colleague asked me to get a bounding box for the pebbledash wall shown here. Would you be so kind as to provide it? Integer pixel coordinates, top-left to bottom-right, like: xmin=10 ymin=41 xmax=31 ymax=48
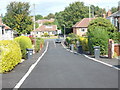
xmin=114 ymin=44 xmax=120 ymax=56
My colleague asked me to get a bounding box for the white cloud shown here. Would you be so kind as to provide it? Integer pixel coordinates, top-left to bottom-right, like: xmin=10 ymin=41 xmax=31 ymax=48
xmin=0 ymin=0 xmax=119 ymax=16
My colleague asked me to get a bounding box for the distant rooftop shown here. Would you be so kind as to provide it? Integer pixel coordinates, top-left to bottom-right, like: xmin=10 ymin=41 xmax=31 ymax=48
xmin=72 ymin=18 xmax=95 ymax=28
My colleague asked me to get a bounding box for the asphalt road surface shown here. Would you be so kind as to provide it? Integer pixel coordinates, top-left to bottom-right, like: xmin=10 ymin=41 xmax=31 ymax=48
xmin=20 ymin=39 xmax=118 ymax=88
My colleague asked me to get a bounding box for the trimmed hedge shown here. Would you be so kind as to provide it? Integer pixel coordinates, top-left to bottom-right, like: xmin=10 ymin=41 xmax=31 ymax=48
xmin=14 ymin=36 xmax=32 ymax=59
xmin=0 ymin=40 xmax=22 ymax=73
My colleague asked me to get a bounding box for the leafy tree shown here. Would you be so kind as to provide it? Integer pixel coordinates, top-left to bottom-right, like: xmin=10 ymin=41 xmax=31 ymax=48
xmin=3 ymin=1 xmax=33 ymax=34
xmin=87 ymin=17 xmax=117 ymax=55
xmin=35 ymin=22 xmax=39 ymax=28
xmin=55 ymin=1 xmax=106 ymax=34
xmin=35 ymin=15 xmax=43 ymax=20
xmin=91 ymin=5 xmax=106 ymax=17
xmin=56 ymin=2 xmax=89 ymax=34
xmin=44 ymin=13 xmax=55 ymax=19
xmin=111 ymin=7 xmax=118 ymax=13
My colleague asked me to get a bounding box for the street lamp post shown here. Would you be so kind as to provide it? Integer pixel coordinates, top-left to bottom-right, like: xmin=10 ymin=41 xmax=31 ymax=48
xmin=63 ymin=25 xmax=65 ymax=41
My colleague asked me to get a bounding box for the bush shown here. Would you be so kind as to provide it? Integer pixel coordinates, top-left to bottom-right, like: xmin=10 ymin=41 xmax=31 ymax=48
xmin=88 ymin=17 xmax=116 ymax=55
xmin=35 ymin=38 xmax=44 ymax=53
xmin=43 ymin=33 xmax=49 ymax=37
xmin=0 ymin=40 xmax=22 ymax=73
xmin=88 ymin=28 xmax=109 ymax=55
xmin=79 ymin=37 xmax=88 ymax=51
xmin=65 ymin=37 xmax=71 ymax=46
xmin=88 ymin=17 xmax=117 ymax=39
xmin=14 ymin=36 xmax=32 ymax=59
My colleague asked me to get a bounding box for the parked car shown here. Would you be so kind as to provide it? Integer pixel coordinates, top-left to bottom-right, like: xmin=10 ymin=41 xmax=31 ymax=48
xmin=55 ymin=39 xmax=61 ymax=43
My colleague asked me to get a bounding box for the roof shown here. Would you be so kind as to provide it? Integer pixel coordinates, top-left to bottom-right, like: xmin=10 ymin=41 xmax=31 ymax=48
xmin=109 ymin=11 xmax=120 ymax=17
xmin=72 ymin=18 xmax=95 ymax=28
xmin=36 ymin=19 xmax=55 ymax=24
xmin=0 ymin=17 xmax=11 ymax=29
xmin=34 ymin=25 xmax=57 ymax=32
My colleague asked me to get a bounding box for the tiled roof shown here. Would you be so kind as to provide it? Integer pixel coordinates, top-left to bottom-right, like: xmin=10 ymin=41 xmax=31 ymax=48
xmin=0 ymin=17 xmax=11 ymax=29
xmin=109 ymin=11 xmax=120 ymax=17
xmin=36 ymin=19 xmax=55 ymax=24
xmin=73 ymin=18 xmax=95 ymax=28
xmin=34 ymin=25 xmax=57 ymax=32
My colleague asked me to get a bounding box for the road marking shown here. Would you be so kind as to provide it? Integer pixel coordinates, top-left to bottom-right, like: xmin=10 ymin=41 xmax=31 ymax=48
xmin=61 ymin=42 xmax=120 ymax=70
xmin=53 ymin=40 xmax=56 ymax=47
xmin=84 ymin=54 xmax=120 ymax=70
xmin=14 ymin=42 xmax=49 ymax=89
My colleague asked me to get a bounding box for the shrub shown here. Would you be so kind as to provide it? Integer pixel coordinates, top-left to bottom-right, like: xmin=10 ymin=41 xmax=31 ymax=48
xmin=43 ymin=33 xmax=49 ymax=37
xmin=88 ymin=28 xmax=109 ymax=55
xmin=79 ymin=37 xmax=88 ymax=51
xmin=35 ymin=38 xmax=44 ymax=53
xmin=88 ymin=17 xmax=117 ymax=39
xmin=87 ymin=17 xmax=117 ymax=55
xmin=14 ymin=36 xmax=32 ymax=59
xmin=0 ymin=40 xmax=22 ymax=73
xmin=65 ymin=37 xmax=71 ymax=46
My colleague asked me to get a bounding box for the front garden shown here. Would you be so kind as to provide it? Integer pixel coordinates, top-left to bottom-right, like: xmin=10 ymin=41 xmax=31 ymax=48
xmin=0 ymin=36 xmax=44 ymax=73
xmin=65 ymin=17 xmax=120 ymax=57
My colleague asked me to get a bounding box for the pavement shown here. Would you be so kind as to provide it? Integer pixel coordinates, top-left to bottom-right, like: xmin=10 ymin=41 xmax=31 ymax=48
xmin=2 ymin=41 xmax=47 ymax=89
xmin=1 ymin=39 xmax=119 ymax=89
xmin=62 ymin=42 xmax=120 ymax=70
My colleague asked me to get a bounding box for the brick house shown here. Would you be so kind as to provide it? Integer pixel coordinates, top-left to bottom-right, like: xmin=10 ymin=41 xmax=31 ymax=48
xmin=107 ymin=1 xmax=120 ymax=32
xmin=72 ymin=18 xmax=95 ymax=37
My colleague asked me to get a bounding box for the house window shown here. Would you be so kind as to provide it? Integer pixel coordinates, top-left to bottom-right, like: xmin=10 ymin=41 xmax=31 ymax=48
xmin=46 ymin=26 xmax=52 ymax=28
xmin=81 ymin=28 xmax=85 ymax=32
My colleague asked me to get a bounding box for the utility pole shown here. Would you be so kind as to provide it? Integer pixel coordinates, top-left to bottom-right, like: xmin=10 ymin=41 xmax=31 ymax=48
xmin=63 ymin=25 xmax=65 ymax=41
xmin=33 ymin=4 xmax=36 ymax=31
xmin=89 ymin=4 xmax=91 ymax=21
xmin=92 ymin=7 xmax=94 ymax=18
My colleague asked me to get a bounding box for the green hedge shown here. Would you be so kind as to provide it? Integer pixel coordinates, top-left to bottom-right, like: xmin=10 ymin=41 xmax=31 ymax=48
xmin=0 ymin=40 xmax=22 ymax=73
xmin=14 ymin=36 xmax=32 ymax=59
xmin=35 ymin=38 xmax=44 ymax=53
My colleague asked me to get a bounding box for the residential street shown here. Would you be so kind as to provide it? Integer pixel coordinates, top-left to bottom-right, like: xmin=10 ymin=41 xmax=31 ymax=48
xmin=17 ymin=40 xmax=118 ymax=88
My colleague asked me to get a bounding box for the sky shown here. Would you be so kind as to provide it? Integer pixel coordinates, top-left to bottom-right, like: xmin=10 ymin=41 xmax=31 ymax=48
xmin=0 ymin=0 xmax=119 ymax=16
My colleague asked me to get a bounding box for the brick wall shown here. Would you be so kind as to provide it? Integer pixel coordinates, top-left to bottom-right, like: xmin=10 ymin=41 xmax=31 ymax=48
xmin=114 ymin=44 xmax=120 ymax=56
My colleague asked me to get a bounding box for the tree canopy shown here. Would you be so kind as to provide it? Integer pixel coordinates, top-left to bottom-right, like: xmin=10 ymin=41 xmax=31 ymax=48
xmin=110 ymin=7 xmax=118 ymax=13
xmin=3 ymin=1 xmax=33 ymax=34
xmin=35 ymin=15 xmax=43 ymax=21
xmin=55 ymin=1 xmax=106 ymax=34
xmin=44 ymin=13 xmax=55 ymax=19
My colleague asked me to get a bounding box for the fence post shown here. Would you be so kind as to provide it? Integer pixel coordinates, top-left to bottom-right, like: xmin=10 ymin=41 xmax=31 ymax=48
xmin=108 ymin=39 xmax=114 ymax=59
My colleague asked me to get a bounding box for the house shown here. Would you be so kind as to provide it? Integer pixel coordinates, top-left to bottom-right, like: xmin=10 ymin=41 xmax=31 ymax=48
xmin=107 ymin=1 xmax=120 ymax=32
xmin=33 ymin=25 xmax=58 ymax=37
xmin=72 ymin=18 xmax=95 ymax=37
xmin=0 ymin=16 xmax=14 ymax=40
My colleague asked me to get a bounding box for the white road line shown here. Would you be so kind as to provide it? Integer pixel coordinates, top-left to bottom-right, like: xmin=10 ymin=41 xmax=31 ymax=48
xmin=84 ymin=54 xmax=120 ymax=70
xmin=62 ymin=42 xmax=120 ymax=70
xmin=53 ymin=40 xmax=56 ymax=47
xmin=14 ymin=42 xmax=49 ymax=89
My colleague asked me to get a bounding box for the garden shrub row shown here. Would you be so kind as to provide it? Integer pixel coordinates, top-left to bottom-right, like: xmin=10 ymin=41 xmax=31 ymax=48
xmin=14 ymin=36 xmax=32 ymax=59
xmin=0 ymin=40 xmax=22 ymax=73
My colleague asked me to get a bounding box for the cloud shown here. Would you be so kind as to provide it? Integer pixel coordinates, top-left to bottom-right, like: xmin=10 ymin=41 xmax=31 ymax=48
xmin=0 ymin=0 xmax=119 ymax=16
